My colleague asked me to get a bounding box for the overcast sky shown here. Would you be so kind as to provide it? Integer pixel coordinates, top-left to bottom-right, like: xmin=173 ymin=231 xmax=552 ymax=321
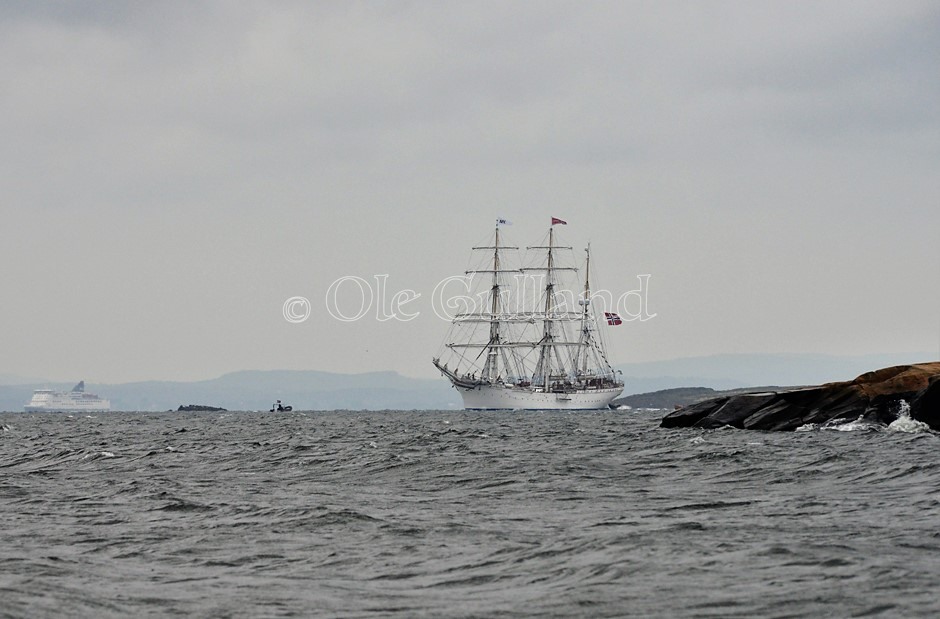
xmin=2 ymin=1 xmax=938 ymax=383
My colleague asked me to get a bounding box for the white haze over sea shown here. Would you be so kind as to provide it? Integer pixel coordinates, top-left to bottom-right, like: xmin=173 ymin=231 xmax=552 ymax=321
xmin=1 ymin=1 xmax=938 ymax=383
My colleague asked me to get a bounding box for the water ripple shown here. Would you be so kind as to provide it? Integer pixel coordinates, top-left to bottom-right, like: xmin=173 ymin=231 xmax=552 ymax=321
xmin=1 ymin=409 xmax=937 ymax=617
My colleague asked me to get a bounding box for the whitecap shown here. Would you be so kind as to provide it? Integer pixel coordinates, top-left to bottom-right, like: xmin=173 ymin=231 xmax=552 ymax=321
xmin=888 ymin=417 xmax=930 ymax=434
xmin=689 ymin=436 xmax=706 ymax=445
xmin=82 ymin=451 xmax=116 ymax=460
xmin=822 ymin=416 xmax=882 ymax=432
xmin=888 ymin=401 xmax=931 ymax=434
xmin=795 ymin=423 xmax=819 ymax=432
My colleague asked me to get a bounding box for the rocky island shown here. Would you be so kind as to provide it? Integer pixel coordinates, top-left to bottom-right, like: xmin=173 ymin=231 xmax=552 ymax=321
xmin=176 ymin=404 xmax=227 ymax=412
xmin=661 ymin=362 xmax=940 ymax=431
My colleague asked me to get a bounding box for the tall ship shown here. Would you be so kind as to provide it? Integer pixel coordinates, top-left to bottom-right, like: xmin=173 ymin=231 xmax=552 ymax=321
xmin=24 ymin=381 xmax=111 ymax=412
xmin=433 ymin=218 xmax=624 ymax=410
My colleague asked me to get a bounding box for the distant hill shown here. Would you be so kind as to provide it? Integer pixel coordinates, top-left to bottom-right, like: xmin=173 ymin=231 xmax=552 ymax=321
xmin=1 ymin=352 xmax=933 ymax=412
xmin=0 ymin=373 xmax=48 ymax=386
xmin=615 ymin=352 xmax=934 ymax=394
xmin=612 ymin=386 xmax=798 ymax=410
xmin=613 ymin=387 xmax=721 ymax=409
xmin=0 ymin=370 xmax=457 ymax=412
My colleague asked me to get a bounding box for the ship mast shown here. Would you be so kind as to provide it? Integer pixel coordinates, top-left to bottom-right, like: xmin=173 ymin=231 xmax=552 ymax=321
xmin=482 ymin=225 xmax=502 ymax=382
xmin=534 ymin=226 xmax=557 ymax=388
xmin=579 ymin=244 xmax=592 ymax=376
xmin=437 ymin=224 xmax=523 ymax=385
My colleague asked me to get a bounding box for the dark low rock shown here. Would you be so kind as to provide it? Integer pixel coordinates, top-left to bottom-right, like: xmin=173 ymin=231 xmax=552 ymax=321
xmin=657 ymin=396 xmax=729 ymax=427
xmin=694 ymin=392 xmax=779 ymax=429
xmin=911 ymin=375 xmax=940 ymax=422
xmin=177 ymin=404 xmax=227 ymax=412
xmin=661 ymin=362 xmax=940 ymax=431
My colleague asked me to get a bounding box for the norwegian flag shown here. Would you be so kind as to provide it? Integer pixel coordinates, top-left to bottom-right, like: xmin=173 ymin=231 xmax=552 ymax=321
xmin=605 ymin=312 xmax=622 ymax=326
xmin=551 ymin=217 xmax=567 ymax=225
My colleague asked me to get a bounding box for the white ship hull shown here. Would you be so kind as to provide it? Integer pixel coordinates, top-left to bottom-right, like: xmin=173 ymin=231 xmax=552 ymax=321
xmin=24 ymin=402 xmax=110 ymax=413
xmin=456 ymin=384 xmax=622 ymax=410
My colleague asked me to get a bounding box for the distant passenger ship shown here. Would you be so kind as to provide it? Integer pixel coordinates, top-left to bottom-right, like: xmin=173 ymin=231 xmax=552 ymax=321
xmin=24 ymin=381 xmax=111 ymax=412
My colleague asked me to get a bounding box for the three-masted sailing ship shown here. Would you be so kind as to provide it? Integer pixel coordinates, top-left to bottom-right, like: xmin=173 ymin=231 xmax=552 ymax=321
xmin=433 ymin=218 xmax=624 ymax=409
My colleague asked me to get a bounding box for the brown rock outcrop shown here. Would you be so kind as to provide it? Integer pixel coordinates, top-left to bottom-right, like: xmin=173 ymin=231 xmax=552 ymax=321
xmin=660 ymin=362 xmax=940 ymax=431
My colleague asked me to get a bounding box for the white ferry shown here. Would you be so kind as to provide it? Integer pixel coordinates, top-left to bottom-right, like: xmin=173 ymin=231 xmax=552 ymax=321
xmin=24 ymin=381 xmax=111 ymax=412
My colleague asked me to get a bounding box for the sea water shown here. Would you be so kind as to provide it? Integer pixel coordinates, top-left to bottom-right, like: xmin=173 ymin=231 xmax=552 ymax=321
xmin=1 ymin=409 xmax=938 ymax=617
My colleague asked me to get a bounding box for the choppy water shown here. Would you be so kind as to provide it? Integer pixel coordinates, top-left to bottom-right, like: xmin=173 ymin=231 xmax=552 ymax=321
xmin=1 ymin=408 xmax=938 ymax=618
